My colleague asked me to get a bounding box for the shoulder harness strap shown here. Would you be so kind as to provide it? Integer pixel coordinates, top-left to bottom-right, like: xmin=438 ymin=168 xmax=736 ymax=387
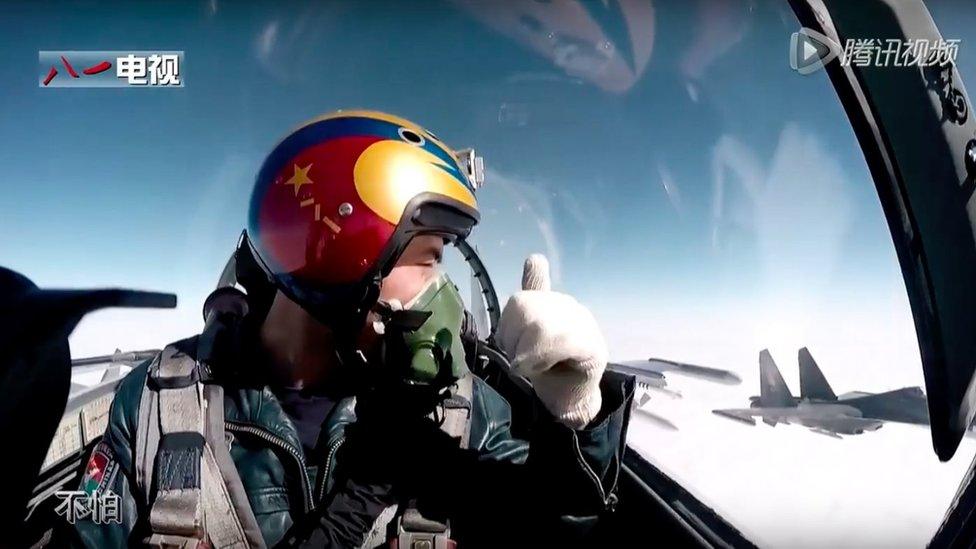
xmin=438 ymin=372 xmax=473 ymax=449
xmin=134 ymin=345 xmax=265 ymax=548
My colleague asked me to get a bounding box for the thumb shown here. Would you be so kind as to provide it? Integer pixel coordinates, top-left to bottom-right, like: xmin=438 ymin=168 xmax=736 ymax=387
xmin=521 ymin=253 xmax=551 ymax=291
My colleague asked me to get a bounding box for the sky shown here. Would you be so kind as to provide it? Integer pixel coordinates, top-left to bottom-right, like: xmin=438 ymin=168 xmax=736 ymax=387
xmin=4 ymin=1 xmax=976 ymax=547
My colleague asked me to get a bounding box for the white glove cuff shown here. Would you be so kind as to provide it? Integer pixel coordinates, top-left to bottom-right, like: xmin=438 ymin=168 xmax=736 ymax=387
xmin=530 ymin=357 xmax=604 ymax=429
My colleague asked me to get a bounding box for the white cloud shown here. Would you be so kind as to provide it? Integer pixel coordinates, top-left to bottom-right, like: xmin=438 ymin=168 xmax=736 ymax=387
xmin=755 ymin=123 xmax=853 ymax=302
xmin=607 ymin=287 xmax=970 ymax=547
xmin=256 ymin=21 xmax=279 ymax=63
xmin=593 ymin=125 xmax=959 ymax=547
xmin=629 ymin=404 xmax=975 ymax=548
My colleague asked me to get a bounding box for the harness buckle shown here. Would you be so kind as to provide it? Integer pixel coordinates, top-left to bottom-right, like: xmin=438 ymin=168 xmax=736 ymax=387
xmin=390 ymin=508 xmax=457 ymax=549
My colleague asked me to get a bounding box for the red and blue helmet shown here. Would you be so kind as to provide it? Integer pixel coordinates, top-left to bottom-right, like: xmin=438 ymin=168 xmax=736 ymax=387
xmin=244 ymin=110 xmax=479 ymax=323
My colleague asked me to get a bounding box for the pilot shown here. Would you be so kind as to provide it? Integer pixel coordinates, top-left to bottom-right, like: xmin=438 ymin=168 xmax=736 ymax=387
xmin=69 ymin=110 xmax=633 ymax=548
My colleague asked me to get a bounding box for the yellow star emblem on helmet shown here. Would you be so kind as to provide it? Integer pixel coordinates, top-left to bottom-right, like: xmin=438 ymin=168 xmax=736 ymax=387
xmin=283 ymin=163 xmax=314 ymax=196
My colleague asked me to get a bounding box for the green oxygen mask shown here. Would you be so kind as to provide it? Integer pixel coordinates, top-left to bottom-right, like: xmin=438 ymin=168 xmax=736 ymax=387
xmin=373 ymin=272 xmax=469 ymax=389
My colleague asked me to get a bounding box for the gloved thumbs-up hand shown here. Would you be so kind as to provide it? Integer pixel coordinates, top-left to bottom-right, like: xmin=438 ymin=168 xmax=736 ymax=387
xmin=496 ymin=254 xmax=608 ymax=429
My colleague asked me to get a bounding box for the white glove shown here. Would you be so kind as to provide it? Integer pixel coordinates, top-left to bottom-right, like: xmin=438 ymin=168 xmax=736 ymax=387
xmin=496 ymin=254 xmax=608 ymax=429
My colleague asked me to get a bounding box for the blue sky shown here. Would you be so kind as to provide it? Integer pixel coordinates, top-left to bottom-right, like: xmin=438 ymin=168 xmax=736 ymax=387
xmin=1 ymin=0 xmax=904 ymax=300
xmin=5 ymin=1 xmax=976 ymax=546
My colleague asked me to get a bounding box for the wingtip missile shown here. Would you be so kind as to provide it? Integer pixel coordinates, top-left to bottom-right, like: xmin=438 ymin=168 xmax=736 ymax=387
xmin=713 ymin=409 xmax=758 ymax=425
xmin=613 ymin=358 xmax=742 ymax=385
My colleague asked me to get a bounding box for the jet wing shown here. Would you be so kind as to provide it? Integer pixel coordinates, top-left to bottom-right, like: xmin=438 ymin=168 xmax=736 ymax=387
xmin=607 ymin=361 xmax=667 ymax=388
xmin=608 ymin=361 xmax=694 ymax=430
xmin=798 ymin=416 xmax=884 ymax=436
xmin=26 ymin=349 xmax=163 ymax=530
xmin=608 ymin=362 xmax=686 ymax=398
xmin=713 ymin=407 xmax=884 ymax=436
xmin=611 ymin=358 xmax=742 ymax=385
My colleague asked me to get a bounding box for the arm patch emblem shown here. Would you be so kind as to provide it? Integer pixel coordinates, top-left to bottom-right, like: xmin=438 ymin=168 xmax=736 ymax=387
xmin=81 ymin=440 xmax=119 ymax=496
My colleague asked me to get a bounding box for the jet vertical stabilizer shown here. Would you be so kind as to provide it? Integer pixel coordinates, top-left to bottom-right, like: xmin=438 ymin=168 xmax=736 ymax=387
xmin=758 ymin=349 xmax=794 ymax=407
xmin=798 ymin=347 xmax=837 ymax=401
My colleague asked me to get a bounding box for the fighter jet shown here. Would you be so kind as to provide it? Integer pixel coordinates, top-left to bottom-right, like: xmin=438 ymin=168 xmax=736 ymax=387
xmin=608 ymin=358 xmax=742 ymax=430
xmin=713 ymin=349 xmax=889 ymax=438
xmin=794 ymin=347 xmax=930 ymax=426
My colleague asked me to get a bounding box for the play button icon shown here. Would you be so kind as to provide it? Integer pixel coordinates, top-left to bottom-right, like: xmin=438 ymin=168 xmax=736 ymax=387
xmin=790 ymin=28 xmax=843 ymax=75
xmin=803 ymin=40 xmax=820 ymax=62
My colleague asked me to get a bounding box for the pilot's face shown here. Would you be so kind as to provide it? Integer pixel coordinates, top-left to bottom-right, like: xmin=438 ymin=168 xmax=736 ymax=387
xmin=260 ymin=234 xmax=446 ymax=362
xmin=378 ymin=234 xmax=444 ymax=306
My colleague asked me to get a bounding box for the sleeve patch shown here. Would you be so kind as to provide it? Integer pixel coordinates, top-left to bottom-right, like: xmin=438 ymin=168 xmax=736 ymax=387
xmin=81 ymin=440 xmax=119 ymax=496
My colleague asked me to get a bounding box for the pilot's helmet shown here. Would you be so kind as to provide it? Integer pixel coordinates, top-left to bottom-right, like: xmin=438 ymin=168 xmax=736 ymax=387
xmin=244 ymin=110 xmax=480 ymax=325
